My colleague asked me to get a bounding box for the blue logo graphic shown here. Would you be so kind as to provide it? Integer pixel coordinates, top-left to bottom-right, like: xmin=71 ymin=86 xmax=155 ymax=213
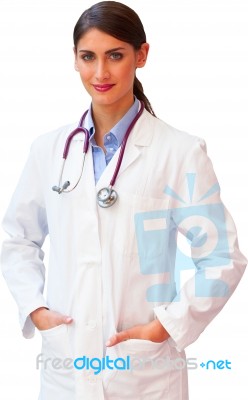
xmin=134 ymin=173 xmax=230 ymax=301
xmin=200 ymin=359 xmax=231 ymax=370
xmin=74 ymin=355 xmax=130 ymax=375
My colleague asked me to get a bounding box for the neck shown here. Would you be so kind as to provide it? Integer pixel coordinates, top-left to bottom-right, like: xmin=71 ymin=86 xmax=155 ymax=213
xmin=91 ymin=96 xmax=135 ymax=141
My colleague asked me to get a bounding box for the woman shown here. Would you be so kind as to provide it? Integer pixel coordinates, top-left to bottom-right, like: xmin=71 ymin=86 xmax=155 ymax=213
xmin=1 ymin=1 xmax=246 ymax=399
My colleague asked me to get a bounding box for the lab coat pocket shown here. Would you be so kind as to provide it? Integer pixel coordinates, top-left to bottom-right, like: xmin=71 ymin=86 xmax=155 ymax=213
xmin=39 ymin=324 xmax=75 ymax=398
xmin=103 ymin=339 xmax=170 ymax=399
xmin=40 ymin=323 xmax=72 ymax=359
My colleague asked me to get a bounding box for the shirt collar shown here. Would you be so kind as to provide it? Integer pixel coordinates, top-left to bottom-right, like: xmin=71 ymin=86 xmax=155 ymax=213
xmin=85 ymin=97 xmax=140 ymax=146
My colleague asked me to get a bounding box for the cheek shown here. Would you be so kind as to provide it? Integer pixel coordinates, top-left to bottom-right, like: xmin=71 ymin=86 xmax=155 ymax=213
xmin=119 ymin=63 xmax=136 ymax=82
xmin=79 ymin=66 xmax=92 ymax=83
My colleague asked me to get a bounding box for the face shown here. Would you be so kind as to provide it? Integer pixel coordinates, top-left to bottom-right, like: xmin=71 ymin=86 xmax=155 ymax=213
xmin=74 ymin=28 xmax=149 ymax=110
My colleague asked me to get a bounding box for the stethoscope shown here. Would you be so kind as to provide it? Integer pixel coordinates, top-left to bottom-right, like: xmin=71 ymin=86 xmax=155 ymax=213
xmin=52 ymin=101 xmax=145 ymax=208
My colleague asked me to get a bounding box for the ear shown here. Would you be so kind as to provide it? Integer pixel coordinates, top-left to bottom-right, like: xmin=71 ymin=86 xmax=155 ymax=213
xmin=73 ymin=47 xmax=79 ymax=71
xmin=136 ymin=43 xmax=150 ymax=68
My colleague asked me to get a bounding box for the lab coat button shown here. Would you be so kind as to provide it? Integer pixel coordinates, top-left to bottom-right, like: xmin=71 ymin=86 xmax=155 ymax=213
xmin=86 ymin=320 xmax=97 ymax=329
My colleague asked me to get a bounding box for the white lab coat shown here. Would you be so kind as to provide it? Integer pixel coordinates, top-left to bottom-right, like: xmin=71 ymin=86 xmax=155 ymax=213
xmin=1 ymin=108 xmax=246 ymax=400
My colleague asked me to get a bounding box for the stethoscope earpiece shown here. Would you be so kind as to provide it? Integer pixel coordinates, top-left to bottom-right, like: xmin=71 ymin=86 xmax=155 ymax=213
xmin=52 ymin=185 xmax=60 ymax=193
xmin=62 ymin=181 xmax=70 ymax=191
xmin=52 ymin=181 xmax=70 ymax=194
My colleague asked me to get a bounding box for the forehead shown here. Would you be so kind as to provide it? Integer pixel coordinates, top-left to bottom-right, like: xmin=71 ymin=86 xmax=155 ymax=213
xmin=76 ymin=28 xmax=132 ymax=51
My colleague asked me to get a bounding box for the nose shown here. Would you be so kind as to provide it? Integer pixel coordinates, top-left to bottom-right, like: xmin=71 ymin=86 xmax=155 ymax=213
xmin=95 ymin=60 xmax=110 ymax=81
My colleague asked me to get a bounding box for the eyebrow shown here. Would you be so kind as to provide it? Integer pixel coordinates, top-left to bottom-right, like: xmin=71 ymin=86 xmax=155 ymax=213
xmin=78 ymin=47 xmax=125 ymax=55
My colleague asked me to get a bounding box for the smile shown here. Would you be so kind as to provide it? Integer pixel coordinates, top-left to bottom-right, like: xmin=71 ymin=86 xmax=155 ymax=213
xmin=92 ymin=84 xmax=115 ymax=92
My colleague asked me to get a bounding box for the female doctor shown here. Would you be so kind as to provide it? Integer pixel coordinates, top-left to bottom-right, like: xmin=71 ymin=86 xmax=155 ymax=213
xmin=1 ymin=1 xmax=247 ymax=399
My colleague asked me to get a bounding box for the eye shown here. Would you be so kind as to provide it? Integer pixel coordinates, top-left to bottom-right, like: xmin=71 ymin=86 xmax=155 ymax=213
xmin=109 ymin=52 xmax=123 ymax=60
xmin=81 ymin=54 xmax=94 ymax=61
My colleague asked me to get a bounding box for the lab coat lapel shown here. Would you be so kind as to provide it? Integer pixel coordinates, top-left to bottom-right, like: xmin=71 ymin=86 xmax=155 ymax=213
xmin=95 ymin=110 xmax=153 ymax=191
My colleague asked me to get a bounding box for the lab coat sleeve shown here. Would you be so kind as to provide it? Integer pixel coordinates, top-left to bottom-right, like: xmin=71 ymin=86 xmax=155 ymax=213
xmin=153 ymin=137 xmax=247 ymax=351
xmin=1 ymin=141 xmax=49 ymax=339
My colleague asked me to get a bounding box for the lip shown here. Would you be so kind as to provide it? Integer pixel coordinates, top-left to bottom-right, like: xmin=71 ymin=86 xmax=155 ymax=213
xmin=92 ymin=84 xmax=115 ymax=92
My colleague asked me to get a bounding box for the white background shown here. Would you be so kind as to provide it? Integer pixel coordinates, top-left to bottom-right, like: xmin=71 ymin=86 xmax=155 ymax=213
xmin=0 ymin=0 xmax=247 ymax=398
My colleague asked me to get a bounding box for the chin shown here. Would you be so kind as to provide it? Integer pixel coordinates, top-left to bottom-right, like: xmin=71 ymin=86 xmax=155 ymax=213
xmin=91 ymin=94 xmax=119 ymax=107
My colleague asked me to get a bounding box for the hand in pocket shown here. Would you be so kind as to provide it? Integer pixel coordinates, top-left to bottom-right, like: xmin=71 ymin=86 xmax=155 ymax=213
xmin=30 ymin=307 xmax=73 ymax=331
xmin=106 ymin=319 xmax=170 ymax=347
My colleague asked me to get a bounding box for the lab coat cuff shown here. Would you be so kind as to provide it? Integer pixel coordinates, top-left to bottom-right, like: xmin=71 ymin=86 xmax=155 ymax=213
xmin=154 ymin=305 xmax=187 ymax=352
xmin=20 ymin=301 xmax=49 ymax=339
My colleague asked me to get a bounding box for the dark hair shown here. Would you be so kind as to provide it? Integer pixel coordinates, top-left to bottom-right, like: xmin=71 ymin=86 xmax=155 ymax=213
xmin=73 ymin=1 xmax=156 ymax=117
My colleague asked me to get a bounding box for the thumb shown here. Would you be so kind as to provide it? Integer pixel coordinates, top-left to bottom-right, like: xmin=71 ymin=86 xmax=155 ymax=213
xmin=106 ymin=330 xmax=130 ymax=347
xmin=60 ymin=315 xmax=73 ymax=324
xmin=50 ymin=310 xmax=73 ymax=325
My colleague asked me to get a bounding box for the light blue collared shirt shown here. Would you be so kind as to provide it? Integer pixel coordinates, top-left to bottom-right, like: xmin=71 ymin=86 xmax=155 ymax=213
xmin=85 ymin=97 xmax=139 ymax=183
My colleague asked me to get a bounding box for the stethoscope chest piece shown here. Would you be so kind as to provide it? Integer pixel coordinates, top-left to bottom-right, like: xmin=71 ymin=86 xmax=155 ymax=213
xmin=97 ymin=186 xmax=118 ymax=208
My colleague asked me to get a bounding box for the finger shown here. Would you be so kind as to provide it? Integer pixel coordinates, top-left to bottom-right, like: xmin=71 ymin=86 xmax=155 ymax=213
xmin=58 ymin=314 xmax=73 ymax=325
xmin=106 ymin=330 xmax=130 ymax=347
xmin=48 ymin=311 xmax=73 ymax=325
xmin=63 ymin=316 xmax=73 ymax=324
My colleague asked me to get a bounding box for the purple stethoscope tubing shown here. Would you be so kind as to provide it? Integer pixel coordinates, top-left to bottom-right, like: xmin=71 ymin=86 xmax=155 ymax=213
xmin=52 ymin=101 xmax=145 ymax=207
xmin=63 ymin=111 xmax=89 ymax=159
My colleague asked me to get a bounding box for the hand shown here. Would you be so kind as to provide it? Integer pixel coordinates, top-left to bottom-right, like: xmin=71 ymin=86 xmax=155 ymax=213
xmin=30 ymin=307 xmax=73 ymax=331
xmin=106 ymin=319 xmax=170 ymax=347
